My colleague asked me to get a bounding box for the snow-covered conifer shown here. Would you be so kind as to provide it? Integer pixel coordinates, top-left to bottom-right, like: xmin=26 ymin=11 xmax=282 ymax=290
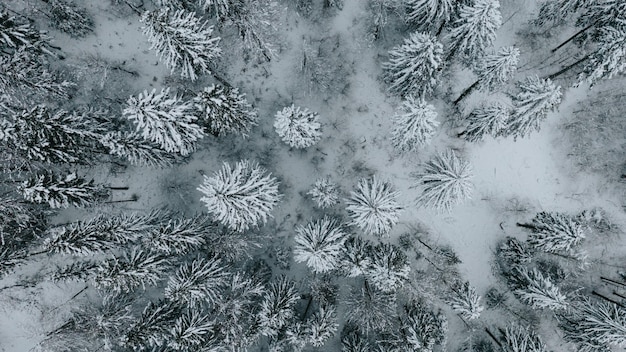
xmin=165 ymin=256 xmax=229 ymax=307
xmin=505 ymin=76 xmax=562 ymax=140
xmin=561 ymin=298 xmax=626 ymax=352
xmin=412 ymin=149 xmax=474 ymax=211
xmin=18 ymin=172 xmax=109 ymax=208
xmin=122 ymin=300 xmax=180 ymax=350
xmin=346 ymin=285 xmax=397 ymax=333
xmin=193 ymin=84 xmax=258 ymax=137
xmin=341 ymin=236 xmax=372 ymax=277
xmin=579 ymin=26 xmax=626 ymax=86
xmin=306 ymin=305 xmax=339 ymax=347
xmin=141 ymin=8 xmax=221 ymax=80
xmin=519 ymin=211 xmax=586 ymax=254
xmin=446 ymin=0 xmax=502 ymax=63
xmin=123 ymin=88 xmax=203 ymax=156
xmin=46 ymin=0 xmax=94 ymax=38
xmin=513 ymin=267 xmax=569 ymax=310
xmin=398 ymin=302 xmax=448 ymax=352
xmin=168 ymin=310 xmax=216 ymax=351
xmin=405 ymin=0 xmax=454 ymax=31
xmin=345 ymin=177 xmax=402 ymax=237
xmin=367 ymin=242 xmax=410 ymax=293
xmin=382 ymin=32 xmax=444 ymax=97
xmin=274 ymin=105 xmax=322 ymax=148
xmin=101 ymin=132 xmax=175 ymax=167
xmin=307 ymin=177 xmax=340 ymax=208
xmin=475 ymin=46 xmax=520 ymax=90
xmin=293 ymin=217 xmax=347 ymax=274
xmin=258 ymin=276 xmax=300 ymax=337
xmin=143 ymin=215 xmax=213 ymax=255
xmin=501 ymin=325 xmax=549 ymax=352
xmin=534 ymin=0 xmax=591 ymax=26
xmin=198 ymin=0 xmax=230 ymax=16
xmin=447 ymin=282 xmax=484 ymax=320
xmin=497 ymin=236 xmax=533 ymax=266
xmin=341 ymin=329 xmax=370 ymax=352
xmin=197 ymin=160 xmax=281 ymax=232
xmin=0 ymin=9 xmax=52 ymax=54
xmin=461 ymin=102 xmax=509 ymax=142
xmin=94 ymin=247 xmax=169 ymax=294
xmin=391 ymin=95 xmax=439 ymax=152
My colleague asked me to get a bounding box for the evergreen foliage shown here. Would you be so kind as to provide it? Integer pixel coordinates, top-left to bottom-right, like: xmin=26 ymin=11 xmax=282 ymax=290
xmin=513 ymin=267 xmax=569 ymax=310
xmin=501 ymin=325 xmax=549 ymax=352
xmin=367 ymin=242 xmax=410 ymax=292
xmin=391 ymin=95 xmax=439 ymax=152
xmin=341 ymin=236 xmax=373 ymax=278
xmin=461 ymin=102 xmax=509 ymax=142
xmin=475 ymin=46 xmax=520 ymax=91
xmin=46 ymin=0 xmax=94 ymax=38
xmin=101 ymin=131 xmax=176 ymax=167
xmin=397 ymin=302 xmax=448 ymax=352
xmin=164 ymin=256 xmax=229 ymax=307
xmin=345 ymin=177 xmax=403 ymax=237
xmin=94 ymin=247 xmax=169 ymax=294
xmin=405 ymin=0 xmax=455 ymax=30
xmin=193 ymin=84 xmax=258 ymax=137
xmin=346 ymin=284 xmax=397 ymax=334
xmin=520 ymin=211 xmax=586 ymax=254
xmin=274 ymin=104 xmax=322 ymax=149
xmin=258 ymin=276 xmax=300 ymax=337
xmin=446 ymin=0 xmax=502 ymax=63
xmin=18 ymin=171 xmax=109 ymax=208
xmin=293 ymin=216 xmax=348 ymax=274
xmin=560 ymin=298 xmax=626 ymax=352
xmin=447 ymin=281 xmax=484 ymax=320
xmin=307 ymin=177 xmax=340 ymax=208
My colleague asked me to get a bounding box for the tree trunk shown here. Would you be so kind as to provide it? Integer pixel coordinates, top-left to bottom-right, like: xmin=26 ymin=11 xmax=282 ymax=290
xmin=551 ymin=22 xmax=595 ymax=53
xmin=301 ymin=294 xmax=314 ymax=320
xmin=107 ymin=186 xmax=129 ymax=190
xmin=601 ymin=276 xmax=626 ymax=288
xmin=544 ymin=54 xmax=590 ymax=80
xmin=484 ymin=328 xmax=503 ymax=347
xmin=515 ymin=222 xmax=536 ymax=230
xmin=612 ymin=291 xmax=626 ymax=300
xmin=592 ymin=290 xmax=626 ymax=308
xmin=453 ymin=80 xmax=480 ymax=105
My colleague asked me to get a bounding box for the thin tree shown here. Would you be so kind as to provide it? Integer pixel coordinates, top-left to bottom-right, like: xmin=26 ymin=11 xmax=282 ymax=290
xmin=447 ymin=281 xmax=484 ymax=320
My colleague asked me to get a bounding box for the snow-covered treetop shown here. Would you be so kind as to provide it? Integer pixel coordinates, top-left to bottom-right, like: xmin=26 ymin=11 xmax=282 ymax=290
xmin=307 ymin=177 xmax=340 ymax=209
xmin=405 ymin=0 xmax=455 ymax=29
xmin=274 ymin=104 xmax=322 ymax=149
xmin=447 ymin=0 xmax=502 ymax=63
xmin=475 ymin=46 xmax=520 ymax=91
xmin=391 ymin=95 xmax=439 ymax=153
xmin=345 ymin=176 xmax=403 ymax=237
xmin=293 ymin=216 xmax=348 ymax=274
xmin=193 ymin=84 xmax=258 ymax=137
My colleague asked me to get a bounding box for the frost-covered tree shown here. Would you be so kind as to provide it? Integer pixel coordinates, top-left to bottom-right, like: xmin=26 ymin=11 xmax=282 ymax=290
xmin=345 ymin=177 xmax=403 ymax=237
xmin=578 ymin=26 xmax=626 ymax=86
xmin=501 ymin=325 xmax=549 ymax=352
xmin=122 ymin=300 xmax=180 ymax=350
xmin=459 ymin=102 xmax=509 ymax=142
xmin=346 ymin=285 xmax=397 ymax=334
xmin=341 ymin=329 xmax=370 ymax=352
xmin=44 ymin=0 xmax=94 ymax=38
xmin=193 ymin=84 xmax=258 ymax=137
xmin=505 ymin=76 xmax=562 ymax=140
xmin=101 ymin=132 xmax=176 ymax=167
xmin=141 ymin=8 xmax=221 ymax=80
xmin=164 ymin=256 xmax=229 ymax=307
xmin=513 ymin=267 xmax=569 ymax=310
xmin=341 ymin=236 xmax=372 ymax=278
xmin=534 ymin=0 xmax=591 ymax=27
xmin=0 ymin=9 xmax=53 ymax=54
xmin=412 ymin=149 xmax=474 ymax=211
xmin=307 ymin=177 xmax=340 ymax=208
xmin=405 ymin=0 xmax=455 ymax=32
xmin=274 ymin=105 xmax=322 ymax=148
xmin=18 ymin=172 xmax=109 ymax=208
xmin=497 ymin=236 xmax=533 ymax=267
xmin=198 ymin=0 xmax=230 ymax=16
xmin=197 ymin=160 xmax=281 ymax=232
xmin=168 ymin=310 xmax=217 ymax=351
xmin=560 ymin=298 xmax=626 ymax=352
xmin=391 ymin=95 xmax=439 ymax=152
xmin=382 ymin=32 xmax=444 ymax=97
xmin=258 ymin=276 xmax=300 ymax=337
xmin=306 ymin=305 xmax=339 ymax=347
xmin=142 ymin=215 xmax=213 ymax=255
xmin=293 ymin=217 xmax=348 ymax=274
xmin=94 ymin=247 xmax=169 ymax=294
xmin=367 ymin=242 xmax=410 ymax=293
xmin=447 ymin=282 xmax=484 ymax=320
xmin=397 ymin=302 xmax=448 ymax=352
xmin=518 ymin=211 xmax=586 ymax=254
xmin=446 ymin=0 xmax=502 ymax=63
xmin=123 ymin=88 xmax=203 ymax=156
xmin=1 ymin=105 xmax=99 ymax=164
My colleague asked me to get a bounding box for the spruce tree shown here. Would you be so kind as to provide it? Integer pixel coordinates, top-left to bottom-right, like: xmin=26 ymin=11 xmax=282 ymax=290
xmin=44 ymin=0 xmax=94 ymax=38
xmin=501 ymin=325 xmax=549 ymax=352
xmin=561 ymin=298 xmax=626 ymax=352
xmin=307 ymin=177 xmax=340 ymax=209
xmin=578 ymin=26 xmax=626 ymax=86
xmin=460 ymin=102 xmax=510 ymax=142
xmin=345 ymin=284 xmax=397 ymax=334
xmin=101 ymin=131 xmax=176 ymax=167
xmin=164 ymin=256 xmax=229 ymax=307
xmin=193 ymin=84 xmax=258 ymax=137
xmin=367 ymin=242 xmax=410 ymax=293
xmin=391 ymin=95 xmax=439 ymax=153
xmin=447 ymin=281 xmax=484 ymax=320
xmin=345 ymin=177 xmax=403 ymax=237
xmin=258 ymin=276 xmax=300 ymax=337
xmin=518 ymin=211 xmax=586 ymax=254
xmin=294 ymin=217 xmax=347 ymax=274
xmin=340 ymin=236 xmax=373 ymax=278
xmin=405 ymin=0 xmax=455 ymax=32
xmin=446 ymin=0 xmax=502 ymax=63
xmin=274 ymin=105 xmax=322 ymax=149
xmin=18 ymin=171 xmax=109 ymax=208
xmin=513 ymin=267 xmax=569 ymax=310
xmin=94 ymin=247 xmax=169 ymax=294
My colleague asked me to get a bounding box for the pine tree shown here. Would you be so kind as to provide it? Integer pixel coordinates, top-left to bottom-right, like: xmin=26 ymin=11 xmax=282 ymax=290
xmin=497 ymin=236 xmax=533 ymax=267
xmin=101 ymin=131 xmax=176 ymax=167
xmin=501 ymin=325 xmax=549 ymax=352
xmin=285 ymin=322 xmax=308 ymax=352
xmin=306 ymin=305 xmax=339 ymax=347
xmin=346 ymin=284 xmax=397 ymax=334
xmin=560 ymin=298 xmax=626 ymax=352
xmin=258 ymin=276 xmax=300 ymax=337
xmin=475 ymin=46 xmax=520 ymax=91
xmin=513 ymin=267 xmax=569 ymax=310
xmin=307 ymin=177 xmax=340 ymax=208
xmin=198 ymin=0 xmax=231 ymax=16
xmin=94 ymin=247 xmax=169 ymax=294
xmin=164 ymin=256 xmax=229 ymax=307
xmin=45 ymin=0 xmax=94 ymax=38
xmin=345 ymin=177 xmax=403 ymax=237
xmin=0 ymin=9 xmax=53 ymax=54
xmin=122 ymin=300 xmax=181 ymax=350
xmin=341 ymin=236 xmax=373 ymax=278
xmin=447 ymin=282 xmax=484 ymax=320
xmin=578 ymin=26 xmax=626 ymax=86
xmin=197 ymin=160 xmax=281 ymax=232
xmin=398 ymin=302 xmax=448 ymax=352
xmin=2 ymin=105 xmax=99 ymax=164
xmin=519 ymin=211 xmax=586 ymax=254
xmin=293 ymin=217 xmax=347 ymax=274
xmin=446 ymin=0 xmax=502 ymax=63
xmin=341 ymin=329 xmax=370 ymax=352
xmin=168 ymin=310 xmax=218 ymax=351
xmin=18 ymin=171 xmax=109 ymax=208
xmin=193 ymin=84 xmax=258 ymax=137
xmin=412 ymin=149 xmax=474 ymax=211
xmin=405 ymin=0 xmax=455 ymax=32
xmin=274 ymin=105 xmax=322 ymax=149
xmin=142 ymin=215 xmax=213 ymax=255
xmin=383 ymin=32 xmax=444 ymax=97
xmin=505 ymin=76 xmax=562 ymax=140
xmin=367 ymin=242 xmax=410 ymax=293
xmin=460 ymin=102 xmax=509 ymax=142
xmin=123 ymin=88 xmax=203 ymax=156
xmin=141 ymin=8 xmax=221 ymax=80
xmin=391 ymin=95 xmax=439 ymax=153
xmin=534 ymin=0 xmax=591 ymax=27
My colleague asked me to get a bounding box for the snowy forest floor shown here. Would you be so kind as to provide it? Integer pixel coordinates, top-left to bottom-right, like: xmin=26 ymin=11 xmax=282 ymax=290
xmin=1 ymin=0 xmax=626 ymax=351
